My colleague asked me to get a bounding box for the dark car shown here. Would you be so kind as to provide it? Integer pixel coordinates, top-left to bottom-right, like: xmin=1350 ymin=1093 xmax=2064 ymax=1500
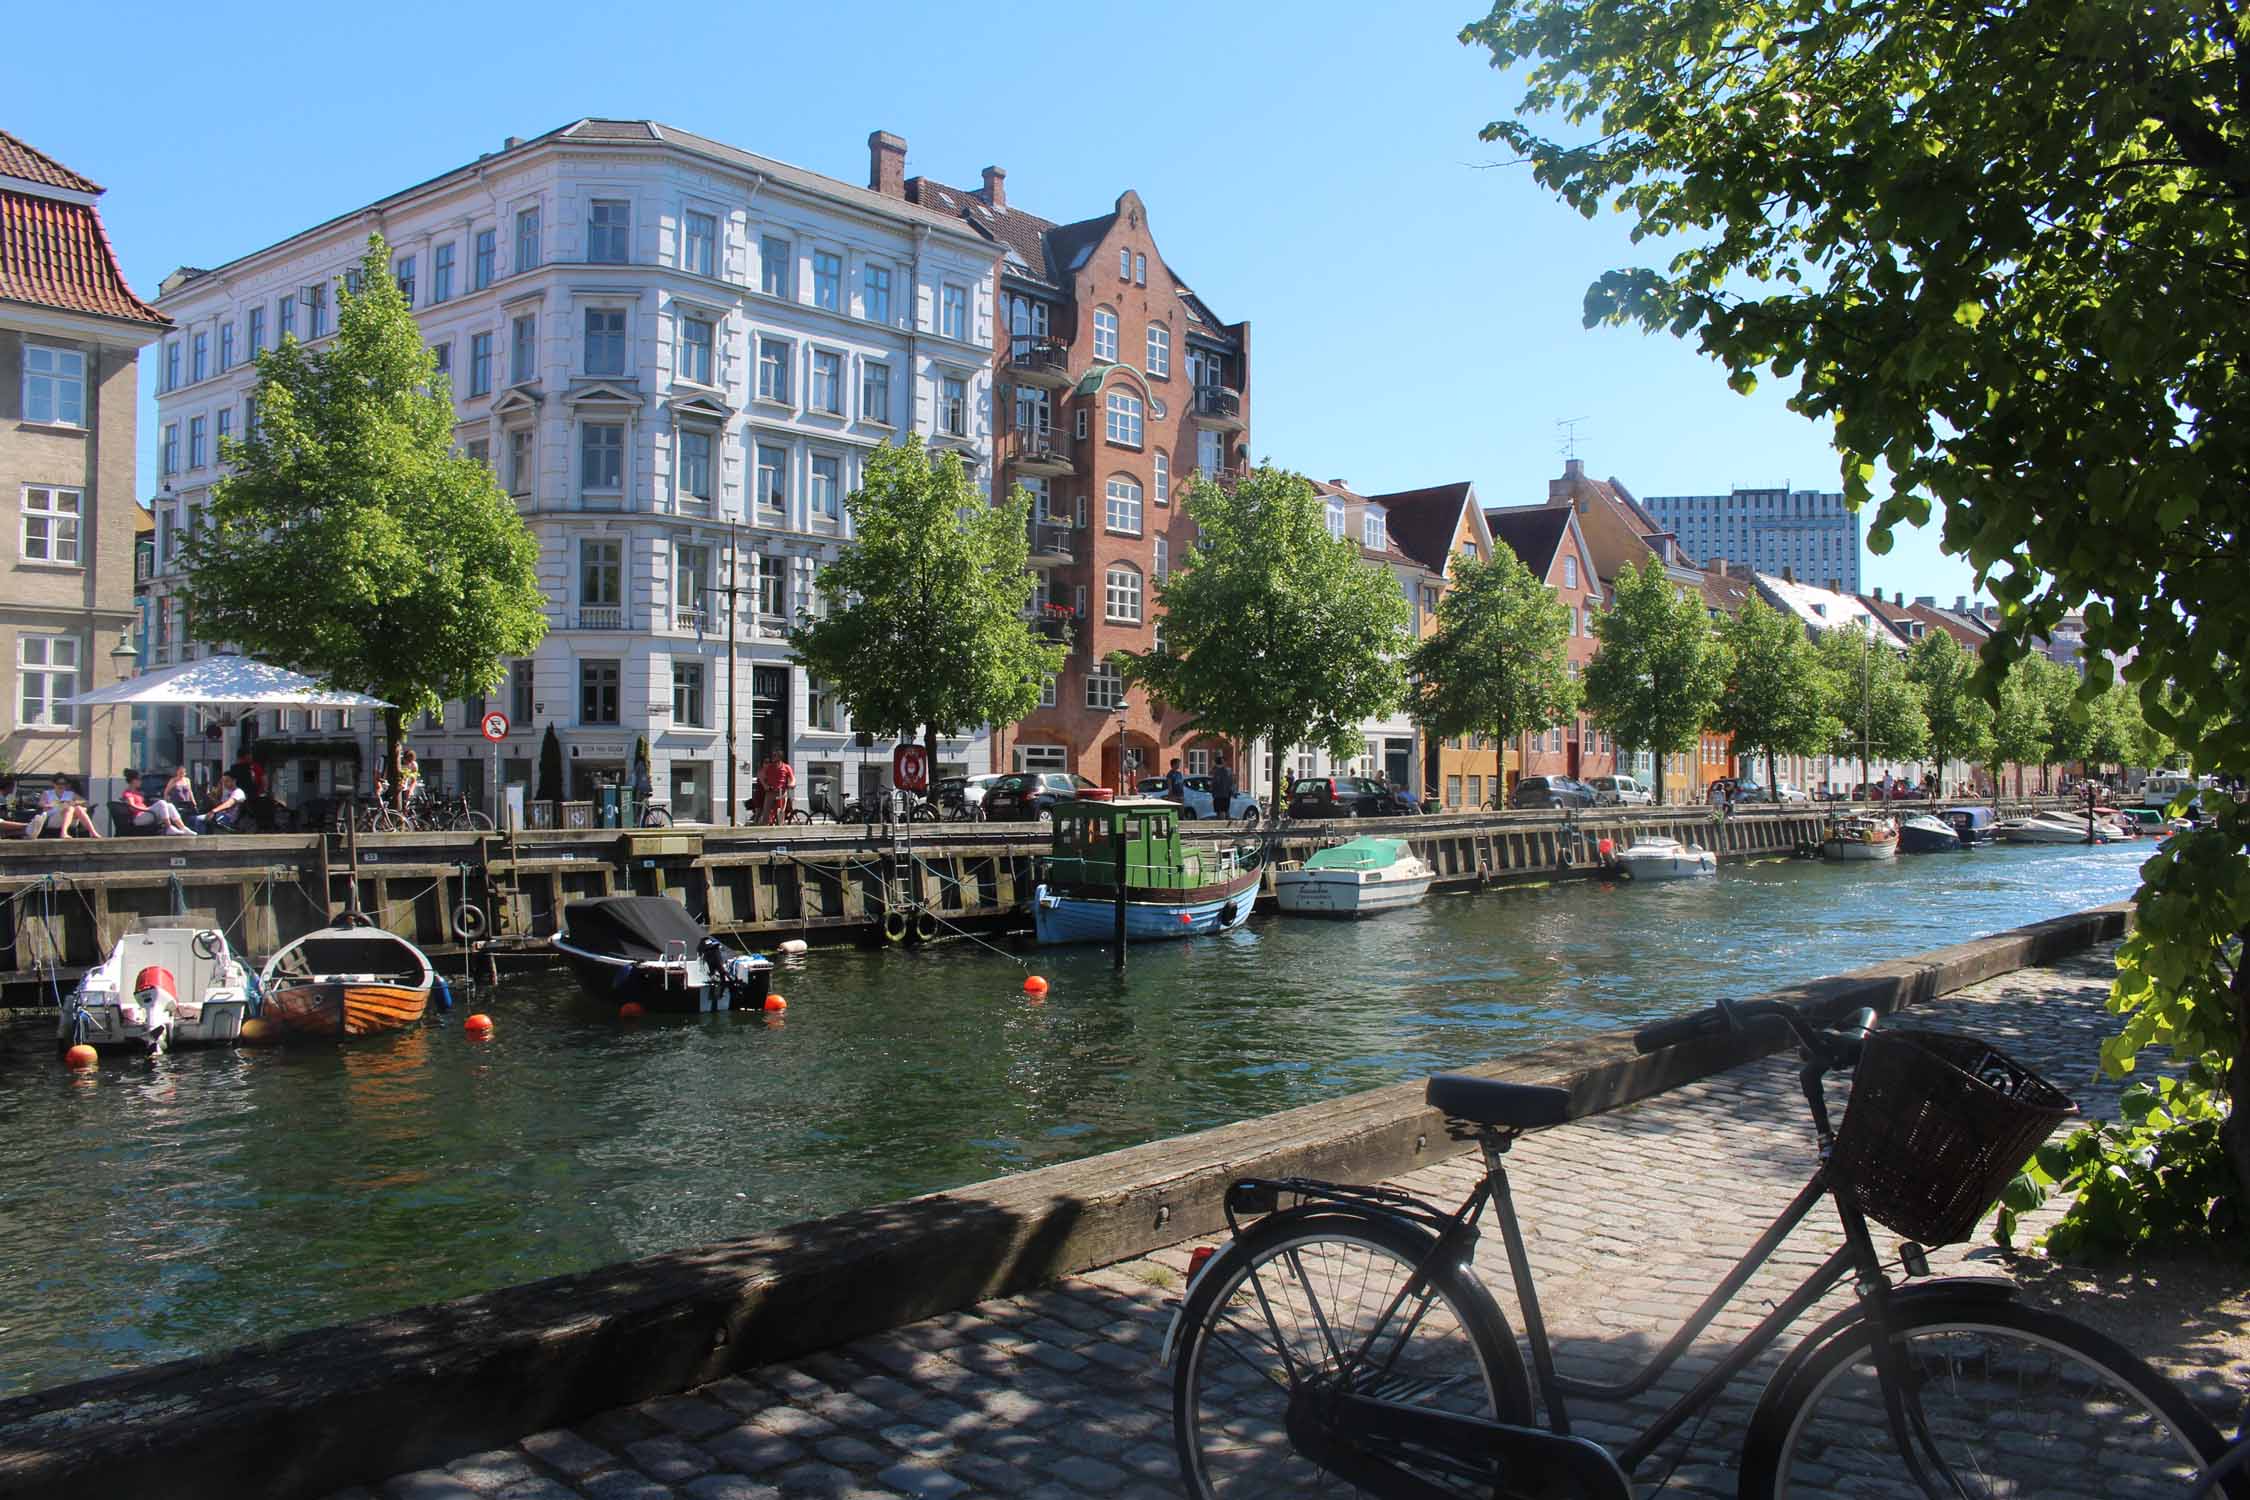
xmin=1510 ymin=775 xmax=1597 ymax=810
xmin=1286 ymin=776 xmax=1418 ymax=820
xmin=982 ymin=771 xmax=1105 ymax=821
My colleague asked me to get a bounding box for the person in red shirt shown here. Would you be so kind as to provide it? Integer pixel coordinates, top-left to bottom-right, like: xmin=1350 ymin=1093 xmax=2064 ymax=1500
xmin=121 ymin=768 xmax=195 ymax=835
xmin=757 ymin=750 xmax=796 ymax=825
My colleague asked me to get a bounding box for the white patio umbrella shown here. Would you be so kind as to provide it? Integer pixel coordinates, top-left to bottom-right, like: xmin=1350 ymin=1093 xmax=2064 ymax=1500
xmin=62 ymin=653 xmax=392 ymax=711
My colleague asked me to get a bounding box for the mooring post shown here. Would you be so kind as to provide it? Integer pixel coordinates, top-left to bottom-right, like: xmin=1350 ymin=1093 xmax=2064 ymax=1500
xmin=1112 ymin=817 xmax=1128 ymax=972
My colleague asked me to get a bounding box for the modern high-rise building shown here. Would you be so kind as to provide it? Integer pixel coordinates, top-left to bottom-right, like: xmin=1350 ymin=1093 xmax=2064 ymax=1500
xmin=147 ymin=119 xmax=1002 ymax=821
xmin=1639 ymin=485 xmax=1862 ymax=593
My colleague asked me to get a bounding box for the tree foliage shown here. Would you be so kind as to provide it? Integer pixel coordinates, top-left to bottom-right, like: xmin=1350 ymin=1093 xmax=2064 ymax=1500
xmin=1906 ymin=630 xmax=1994 ymax=792
xmin=1814 ymin=628 xmax=1928 ymax=784
xmin=789 ymin=439 xmax=1063 ymax=755
xmin=1118 ymin=467 xmax=1412 ymax=814
xmin=1582 ymin=557 xmax=1730 ymax=802
xmin=1713 ymin=598 xmax=1834 ymax=799
xmin=1463 ymin=0 xmax=2250 ymax=1219
xmin=182 ymin=235 xmax=546 ymax=784
xmin=1406 ymin=548 xmax=1578 ymax=783
xmin=1986 ymin=656 xmax=2052 ymax=798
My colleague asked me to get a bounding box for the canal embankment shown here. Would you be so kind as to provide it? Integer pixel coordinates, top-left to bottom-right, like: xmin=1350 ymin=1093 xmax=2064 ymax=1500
xmin=0 ymin=899 xmax=2134 ymax=1500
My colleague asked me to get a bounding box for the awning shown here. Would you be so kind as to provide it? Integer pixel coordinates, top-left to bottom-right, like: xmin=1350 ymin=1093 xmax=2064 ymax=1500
xmin=63 ymin=654 xmax=392 ymax=710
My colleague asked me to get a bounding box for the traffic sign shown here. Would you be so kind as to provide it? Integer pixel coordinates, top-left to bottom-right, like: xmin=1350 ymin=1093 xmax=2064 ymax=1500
xmin=892 ymin=743 xmax=929 ymax=792
xmin=481 ymin=711 xmax=511 ymax=742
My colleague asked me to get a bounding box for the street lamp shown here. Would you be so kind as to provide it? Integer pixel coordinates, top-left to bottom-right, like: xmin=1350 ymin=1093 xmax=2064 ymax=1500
xmin=108 ymin=626 xmax=137 ymax=801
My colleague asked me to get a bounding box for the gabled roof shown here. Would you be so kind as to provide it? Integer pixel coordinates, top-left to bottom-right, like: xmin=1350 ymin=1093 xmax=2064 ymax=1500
xmin=0 ymin=131 xmax=165 ymax=327
xmin=0 ymin=130 xmax=101 ymax=193
xmin=1367 ymin=482 xmax=1479 ymax=577
xmin=1699 ymin=566 xmax=1756 ymax=617
xmin=1484 ymin=504 xmax=1575 ymax=581
xmin=1310 ymin=479 xmax=1427 ymax=572
xmin=1901 ymin=600 xmax=1986 ymax=649
xmin=1755 ymin=572 xmax=1910 ymax=648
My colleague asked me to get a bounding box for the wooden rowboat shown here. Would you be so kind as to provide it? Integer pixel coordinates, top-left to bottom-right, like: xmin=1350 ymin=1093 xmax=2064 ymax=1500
xmin=258 ymin=923 xmax=439 ymax=1039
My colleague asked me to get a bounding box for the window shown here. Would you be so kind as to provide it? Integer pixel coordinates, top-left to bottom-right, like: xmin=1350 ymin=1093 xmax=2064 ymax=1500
xmin=244 ymin=394 xmax=259 ymax=438
xmin=188 ymin=416 xmax=207 ymax=469
xmin=588 ymin=199 xmax=630 ymax=263
xmin=1086 ymin=662 xmax=1125 ymax=710
xmin=1076 ymin=408 xmax=1088 ymax=441
xmin=394 ymin=255 xmax=415 ymax=306
xmin=1105 ymin=475 xmax=1142 ymax=534
xmin=466 ymin=437 xmax=489 ymax=467
xmin=163 ymin=340 xmax=180 ymax=391
xmin=673 ymin=541 xmax=710 ymax=623
xmin=862 ymin=263 xmax=891 ymax=324
xmin=432 ymin=243 xmax=454 ymax=302
xmin=678 ymin=315 xmax=713 ymax=385
xmin=1153 ymin=450 xmax=1169 ymax=505
xmin=1134 ymin=252 xmax=1147 ymax=286
xmin=583 ymin=308 xmax=626 ymax=375
xmin=308 ymin=284 xmax=327 ymax=337
xmin=161 ymin=423 xmax=179 ymax=476
xmin=1153 ymin=535 xmax=1168 ymax=582
xmin=760 ymin=235 xmax=790 ymax=296
xmin=581 ymin=423 xmax=624 ymax=490
xmin=509 ymin=660 xmax=534 ymax=725
xmin=683 ymin=210 xmax=717 ymax=277
xmin=511 ymin=314 xmax=537 ymax=384
xmin=23 ymin=346 xmax=84 ymax=425
xmin=1146 ymin=323 xmax=1169 ymax=377
xmin=1093 ymin=308 xmax=1118 ymax=362
xmin=1363 ymin=511 xmax=1385 ymax=550
xmin=807 ymin=675 xmax=841 ymax=731
xmin=579 ymin=659 xmax=621 ymax=724
xmin=508 ymin=428 xmax=534 ymax=496
xmin=16 ymin=633 xmax=78 ymax=727
xmin=941 ymin=283 xmax=968 ymax=340
xmin=1563 ymin=555 xmax=1577 ymax=588
xmin=470 ymin=332 xmax=493 ymax=396
xmin=1007 ymin=294 xmax=1050 ymax=336
xmin=1120 ymin=247 xmax=1132 ymax=279
xmin=755 ymin=444 xmax=786 ymax=514
xmin=811 ymin=350 xmax=843 ymax=414
xmin=812 ymin=250 xmax=841 ymax=310
xmin=279 ymin=294 xmax=296 ymax=340
xmin=343 ymin=267 xmax=362 ymax=296
xmin=578 ymin=538 xmax=622 ymax=610
xmin=1105 ymin=564 xmax=1143 ymax=622
xmin=756 ymin=337 xmax=790 ymax=404
xmin=672 ymin=661 xmax=706 ymax=726
xmin=192 ymin=331 xmax=208 ymax=382
xmin=516 ymin=206 xmax=541 ymax=271
xmin=247 ymin=306 xmax=266 ymax=358
xmin=219 ymin=321 xmax=236 ymax=372
xmin=1197 ymin=427 xmax=1223 ymax=474
xmin=216 ymin=406 xmax=233 ymax=453
xmin=754 ymin=551 xmax=784 ymax=616
xmin=1325 ymin=499 xmax=1347 ymax=538
xmin=810 ymin=454 xmax=841 ymax=520
xmin=1105 ymin=391 xmax=1142 ymax=446
xmin=1038 ymin=675 xmax=1057 ymax=709
xmin=432 ymin=341 xmax=453 ymax=378
xmin=861 ymin=361 xmax=892 ymax=425
xmin=474 ymin=229 xmax=496 ymax=289
xmin=677 ymin=429 xmax=713 ymax=508
xmin=20 ymin=487 xmax=82 ymax=564
xmin=940 ymin=375 xmax=967 ymax=436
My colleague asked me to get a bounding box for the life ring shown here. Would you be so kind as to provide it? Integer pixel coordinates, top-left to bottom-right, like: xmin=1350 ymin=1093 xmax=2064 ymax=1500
xmin=338 ymin=910 xmax=376 ymax=929
xmin=912 ymin=911 xmax=940 ymax=944
xmin=882 ymin=910 xmax=909 ymax=944
xmin=453 ymin=903 xmax=488 ymax=939
xmin=191 ymin=929 xmax=225 ymax=960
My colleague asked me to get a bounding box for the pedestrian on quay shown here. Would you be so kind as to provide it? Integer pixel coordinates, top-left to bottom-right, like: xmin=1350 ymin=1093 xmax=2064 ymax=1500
xmin=1212 ymin=754 xmax=1236 ymax=815
xmin=1164 ymin=756 xmax=1187 ymax=805
xmin=758 ymin=748 xmax=795 ymax=825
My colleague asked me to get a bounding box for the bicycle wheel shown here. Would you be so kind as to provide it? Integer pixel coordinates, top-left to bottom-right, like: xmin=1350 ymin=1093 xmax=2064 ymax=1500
xmin=785 ymin=808 xmax=811 ymax=826
xmin=1739 ymin=1295 xmax=2237 ymax=1499
xmin=1172 ymin=1208 xmax=1530 ymax=1499
xmin=910 ymin=803 xmax=941 ymax=824
xmin=460 ymin=811 xmax=496 ymax=832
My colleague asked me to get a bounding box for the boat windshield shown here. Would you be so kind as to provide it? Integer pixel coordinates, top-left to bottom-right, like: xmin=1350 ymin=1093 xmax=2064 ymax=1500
xmin=268 ymin=935 xmax=425 ymax=984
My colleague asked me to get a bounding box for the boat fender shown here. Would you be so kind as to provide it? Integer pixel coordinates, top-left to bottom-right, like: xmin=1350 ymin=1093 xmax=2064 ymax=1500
xmin=452 ymin=903 xmax=487 ymax=940
xmin=432 ymin=975 xmax=456 ymax=1013
xmin=883 ymin=910 xmax=909 ymax=944
xmin=913 ymin=911 xmax=940 ymax=945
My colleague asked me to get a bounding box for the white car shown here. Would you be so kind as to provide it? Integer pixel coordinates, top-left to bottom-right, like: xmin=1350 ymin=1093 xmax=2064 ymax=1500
xmin=1588 ymin=775 xmax=1654 ymax=806
xmin=1729 ymin=779 xmax=1812 ymax=804
xmin=1137 ymin=775 xmax=1262 ymax=821
xmin=962 ymin=773 xmax=1003 ymax=814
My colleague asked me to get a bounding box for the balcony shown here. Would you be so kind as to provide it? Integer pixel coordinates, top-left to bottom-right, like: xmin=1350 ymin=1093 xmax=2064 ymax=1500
xmin=575 ymin=605 xmax=624 ymax=631
xmin=1192 ymin=385 xmax=1246 ymax=431
xmin=1023 ymin=602 xmax=1075 ymax=641
xmin=1028 ymin=522 xmax=1076 ymax=567
xmin=1014 ymin=425 xmax=1076 ymax=478
xmin=1006 ymin=336 xmax=1073 ymax=389
xmin=672 ymin=606 xmax=711 ymax=636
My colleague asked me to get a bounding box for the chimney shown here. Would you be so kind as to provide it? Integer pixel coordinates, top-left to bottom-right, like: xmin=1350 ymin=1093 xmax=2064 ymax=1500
xmin=868 ymin=130 xmax=907 ymax=198
xmin=1564 ymin=458 xmax=1585 ymax=479
xmin=1894 ymin=589 xmax=1905 ymax=606
xmin=980 ymin=166 xmax=1007 ymax=210
xmin=1955 ymin=595 xmax=1968 ymax=612
xmin=1827 ymin=578 xmax=1842 ymax=594
xmin=1916 ymin=595 xmax=1936 ymax=607
xmin=1782 ymin=565 xmax=1794 ymax=582
xmin=1327 ymin=478 xmax=1349 ymax=490
xmin=503 ymin=135 xmax=522 ymax=151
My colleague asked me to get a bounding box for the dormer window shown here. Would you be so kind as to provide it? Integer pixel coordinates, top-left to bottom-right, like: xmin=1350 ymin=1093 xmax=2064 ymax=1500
xmin=1326 ymin=500 xmax=1346 ymax=539
xmin=1362 ymin=510 xmax=1386 ymax=551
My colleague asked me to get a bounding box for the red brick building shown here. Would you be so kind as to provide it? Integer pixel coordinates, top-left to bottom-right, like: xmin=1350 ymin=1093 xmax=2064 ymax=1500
xmin=883 ymin=141 xmax=1251 ymax=786
xmin=1483 ymin=505 xmax=1613 ymax=792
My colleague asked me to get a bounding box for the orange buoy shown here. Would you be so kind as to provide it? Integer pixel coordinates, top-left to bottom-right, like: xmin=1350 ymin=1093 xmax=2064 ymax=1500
xmin=239 ymin=1017 xmax=278 ymax=1046
xmin=763 ymin=994 xmax=788 ymax=1012
xmin=1179 ymin=913 xmax=1194 ymax=926
xmin=63 ymin=1043 xmax=98 ymax=1070
xmin=1023 ymin=975 xmax=1049 ymax=996
xmin=618 ymin=1002 xmax=646 ymax=1020
xmin=464 ymin=1013 xmax=495 ymax=1038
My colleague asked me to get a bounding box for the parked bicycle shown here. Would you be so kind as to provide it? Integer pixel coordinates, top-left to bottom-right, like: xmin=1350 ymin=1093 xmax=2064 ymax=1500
xmin=1165 ymin=994 xmax=2240 ymax=1498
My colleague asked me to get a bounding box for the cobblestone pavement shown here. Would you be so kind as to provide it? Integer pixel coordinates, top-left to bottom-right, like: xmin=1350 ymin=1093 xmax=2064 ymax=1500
xmin=353 ymin=946 xmax=2244 ymax=1500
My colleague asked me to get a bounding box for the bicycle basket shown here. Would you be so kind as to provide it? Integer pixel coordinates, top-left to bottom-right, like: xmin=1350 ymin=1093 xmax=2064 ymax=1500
xmin=1828 ymin=1027 xmax=2075 ymax=1245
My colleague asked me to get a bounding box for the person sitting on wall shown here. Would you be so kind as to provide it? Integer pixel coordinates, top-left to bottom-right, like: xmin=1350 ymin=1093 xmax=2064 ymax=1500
xmin=120 ymin=769 xmax=195 ymax=835
xmin=200 ymin=771 xmax=248 ymax=833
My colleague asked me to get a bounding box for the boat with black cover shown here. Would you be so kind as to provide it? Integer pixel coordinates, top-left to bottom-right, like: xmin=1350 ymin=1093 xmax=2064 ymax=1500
xmin=554 ymin=895 xmax=773 ymax=1013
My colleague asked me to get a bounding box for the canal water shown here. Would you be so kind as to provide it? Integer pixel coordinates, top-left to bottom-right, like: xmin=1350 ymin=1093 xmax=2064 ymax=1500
xmin=0 ymin=840 xmax=2145 ymax=1395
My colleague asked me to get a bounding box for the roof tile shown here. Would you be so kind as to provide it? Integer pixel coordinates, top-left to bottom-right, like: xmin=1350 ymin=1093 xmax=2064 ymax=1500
xmin=0 ymin=186 xmax=166 ymax=325
xmin=0 ymin=130 xmax=100 ymax=193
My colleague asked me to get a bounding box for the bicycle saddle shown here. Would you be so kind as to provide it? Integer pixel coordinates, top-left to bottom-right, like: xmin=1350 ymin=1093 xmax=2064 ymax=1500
xmin=1426 ymin=1073 xmax=1573 ymax=1129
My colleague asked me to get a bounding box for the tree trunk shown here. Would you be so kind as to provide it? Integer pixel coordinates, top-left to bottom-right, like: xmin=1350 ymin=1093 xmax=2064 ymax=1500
xmin=1269 ymin=733 xmax=1287 ymax=824
xmin=2221 ymin=929 xmax=2250 ymax=1213
xmin=1766 ymin=748 xmax=1778 ymax=802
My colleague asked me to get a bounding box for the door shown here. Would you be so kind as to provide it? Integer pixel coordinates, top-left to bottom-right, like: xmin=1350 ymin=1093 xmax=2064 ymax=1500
xmin=1384 ymin=741 xmax=1412 ymax=791
xmin=751 ymin=666 xmax=790 ymax=768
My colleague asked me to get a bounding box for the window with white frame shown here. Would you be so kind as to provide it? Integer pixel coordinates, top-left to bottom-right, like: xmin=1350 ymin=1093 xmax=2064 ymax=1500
xmin=1038 ymin=675 xmax=1057 ymax=709
xmin=760 ymin=235 xmax=790 ymax=296
xmin=807 ymin=675 xmax=841 ymax=731
xmin=216 ymin=406 xmax=233 ymax=453
xmin=1325 ymin=498 xmax=1346 ymax=539
xmin=941 ymin=283 xmax=968 ymax=340
xmin=812 ymin=250 xmax=842 ymax=310
xmin=1105 ymin=563 xmax=1142 ymax=622
xmin=580 ymin=423 xmax=624 ymax=490
xmin=191 ymin=331 xmax=208 ymax=383
xmin=755 ymin=444 xmax=786 ymax=515
xmin=475 ymin=228 xmax=497 ymax=289
xmin=432 ymin=242 xmax=454 ymax=302
xmin=509 ymin=428 xmax=534 ymax=496
xmin=470 ymin=332 xmax=493 ymax=396
xmin=1363 ymin=509 xmax=1385 ymax=551
xmin=1186 ymin=747 xmax=1211 ymax=776
xmin=1134 ymin=253 xmax=1147 ymax=286
xmin=678 ymin=315 xmax=714 ymax=385
xmin=672 ymin=660 xmax=707 ymax=725
xmin=1197 ymin=427 xmax=1223 ymax=473
xmin=862 ymin=361 xmax=891 ymax=425
xmin=516 ymin=206 xmax=542 ymax=271
xmin=810 ymin=454 xmax=841 ymax=520
xmin=163 ymin=340 xmax=179 ymax=391
xmin=1085 ymin=662 xmax=1125 ymax=710
xmin=20 ymin=487 xmax=82 ymax=564
xmin=588 ymin=200 xmax=630 ymax=263
xmin=16 ymin=632 xmax=77 ymax=727
xmin=161 ymin=423 xmax=178 ymax=475
xmin=1104 ymin=391 xmax=1142 ymax=445
xmin=756 ymin=337 xmax=791 ymax=403
xmin=1145 ymin=323 xmax=1169 ymax=377
xmin=1007 ymin=294 xmax=1049 ymax=336
xmin=583 ymin=308 xmax=627 ymax=375
xmin=811 ymin=350 xmax=844 ymax=414
xmin=219 ymin=321 xmax=236 ymax=372
xmin=1153 ymin=535 xmax=1168 ymax=582
xmin=862 ymin=263 xmax=891 ymax=325
xmin=1093 ymin=308 xmax=1118 ymax=362
xmin=248 ymin=306 xmax=266 ymax=357
xmin=278 ymin=295 xmax=296 ymax=340
xmin=677 ymin=429 xmax=714 ymax=509
xmin=940 ymin=375 xmax=967 ymax=436
xmin=188 ymin=415 xmax=207 ymax=469
xmin=754 ymin=551 xmax=785 ymax=617
xmin=1105 ymin=476 xmax=1143 ymax=534
xmin=1563 ymin=555 xmax=1577 ymax=588
xmin=683 ymin=210 xmax=717 ymax=277
xmin=394 ymin=256 xmax=415 ymax=306
xmin=308 ymin=283 xmax=327 ymax=337
xmin=511 ymin=314 xmax=537 ymax=384
xmin=1153 ymin=449 xmax=1169 ymax=505
xmin=1119 ymin=247 xmax=1132 ymax=279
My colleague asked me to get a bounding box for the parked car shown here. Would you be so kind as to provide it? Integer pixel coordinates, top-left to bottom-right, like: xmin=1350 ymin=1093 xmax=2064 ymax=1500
xmin=1286 ymin=776 xmax=1419 ymax=820
xmin=1722 ymin=778 xmax=1811 ymax=804
xmin=1134 ymin=775 xmax=1262 ymax=821
xmin=1510 ymin=775 xmax=1597 ymax=810
xmin=983 ymin=772 xmax=1106 ymax=821
xmin=1851 ymin=781 xmax=1918 ymax=802
xmin=1587 ymin=774 xmax=1653 ymax=806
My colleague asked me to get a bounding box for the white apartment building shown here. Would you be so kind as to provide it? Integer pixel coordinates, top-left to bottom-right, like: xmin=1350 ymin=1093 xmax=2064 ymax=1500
xmin=1641 ymin=486 xmax=1862 ymax=594
xmin=147 ymin=119 xmax=1000 ymax=822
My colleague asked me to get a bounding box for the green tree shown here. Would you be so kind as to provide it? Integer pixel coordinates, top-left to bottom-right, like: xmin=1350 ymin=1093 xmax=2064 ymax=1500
xmin=1463 ymin=0 xmax=2250 ymax=1212
xmin=182 ymin=235 xmax=545 ymax=787
xmin=1119 ymin=467 xmax=1412 ymax=815
xmin=1907 ymin=630 xmax=1994 ymax=798
xmin=1714 ymin=598 xmax=1834 ymax=801
xmin=789 ymin=438 xmax=1063 ymax=763
xmin=2035 ymin=657 xmax=2097 ymax=792
xmin=1986 ymin=657 xmax=2052 ymax=803
xmin=1583 ymin=557 xmax=1730 ymax=803
xmin=2086 ymin=679 xmax=2140 ymax=778
xmin=1815 ymin=628 xmax=1928 ymax=794
xmin=1405 ymin=549 xmax=1578 ymax=795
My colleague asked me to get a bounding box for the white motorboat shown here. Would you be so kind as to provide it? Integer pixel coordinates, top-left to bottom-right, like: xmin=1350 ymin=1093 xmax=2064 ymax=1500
xmin=1613 ymin=835 xmax=1717 ymax=882
xmin=1821 ymin=814 xmax=1900 ymax=860
xmin=1273 ymin=836 xmax=1434 ymax=917
xmin=1994 ymin=812 xmax=2109 ymax=845
xmin=59 ymin=921 xmax=254 ymax=1056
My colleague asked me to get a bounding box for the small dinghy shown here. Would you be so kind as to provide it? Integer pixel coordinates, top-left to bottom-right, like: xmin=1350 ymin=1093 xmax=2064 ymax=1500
xmin=1274 ymin=836 xmax=1434 ymax=916
xmin=60 ymin=921 xmax=254 ymax=1056
xmin=553 ymin=896 xmax=773 ymax=1013
xmin=258 ymin=921 xmax=441 ymax=1039
xmin=1898 ymin=813 xmax=1968 ymax=853
xmin=1613 ymin=835 xmax=1718 ymax=882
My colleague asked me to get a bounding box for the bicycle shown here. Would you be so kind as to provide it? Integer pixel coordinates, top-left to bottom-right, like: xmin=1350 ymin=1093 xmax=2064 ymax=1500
xmin=1165 ymin=995 xmax=2240 ymax=1499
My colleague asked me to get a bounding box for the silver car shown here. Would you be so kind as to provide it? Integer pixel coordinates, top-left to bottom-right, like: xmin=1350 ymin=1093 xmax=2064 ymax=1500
xmin=1588 ymin=774 xmax=1654 ymax=806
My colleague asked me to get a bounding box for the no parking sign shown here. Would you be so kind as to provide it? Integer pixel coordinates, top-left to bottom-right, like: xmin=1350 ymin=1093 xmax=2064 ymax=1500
xmin=892 ymin=743 xmax=929 ymax=792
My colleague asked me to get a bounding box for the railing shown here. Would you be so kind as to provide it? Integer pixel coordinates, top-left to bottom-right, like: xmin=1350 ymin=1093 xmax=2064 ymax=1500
xmin=1029 ymin=523 xmax=1075 ymax=561
xmin=1017 ymin=431 xmax=1074 ymax=471
xmin=1194 ymin=385 xmax=1242 ymax=421
xmin=671 ymin=607 xmax=710 ymax=635
xmin=575 ymin=605 xmax=623 ymax=631
xmin=1007 ymin=336 xmax=1070 ymax=378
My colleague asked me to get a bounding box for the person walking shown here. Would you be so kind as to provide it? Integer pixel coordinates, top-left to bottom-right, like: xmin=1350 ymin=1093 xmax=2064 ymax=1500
xmin=1211 ymin=754 xmax=1236 ymax=816
xmin=757 ymin=749 xmax=796 ymax=825
xmin=1163 ymin=756 xmax=1187 ymax=806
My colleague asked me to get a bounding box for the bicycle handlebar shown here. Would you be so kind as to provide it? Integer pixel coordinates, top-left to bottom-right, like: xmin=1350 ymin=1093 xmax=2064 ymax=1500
xmin=1634 ymin=996 xmax=1874 ymax=1068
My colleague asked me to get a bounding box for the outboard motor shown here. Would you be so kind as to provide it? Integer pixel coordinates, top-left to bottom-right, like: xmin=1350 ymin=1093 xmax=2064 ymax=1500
xmin=128 ymin=964 xmax=176 ymax=1029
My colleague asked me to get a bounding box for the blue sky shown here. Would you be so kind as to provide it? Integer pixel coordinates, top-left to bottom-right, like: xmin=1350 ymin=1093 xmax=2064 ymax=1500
xmin=10 ymin=0 xmax=1979 ymax=607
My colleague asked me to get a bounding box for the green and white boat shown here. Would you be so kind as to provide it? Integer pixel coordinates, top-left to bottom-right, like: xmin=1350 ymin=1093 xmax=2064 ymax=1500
xmin=1273 ymin=836 xmax=1434 ymax=917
